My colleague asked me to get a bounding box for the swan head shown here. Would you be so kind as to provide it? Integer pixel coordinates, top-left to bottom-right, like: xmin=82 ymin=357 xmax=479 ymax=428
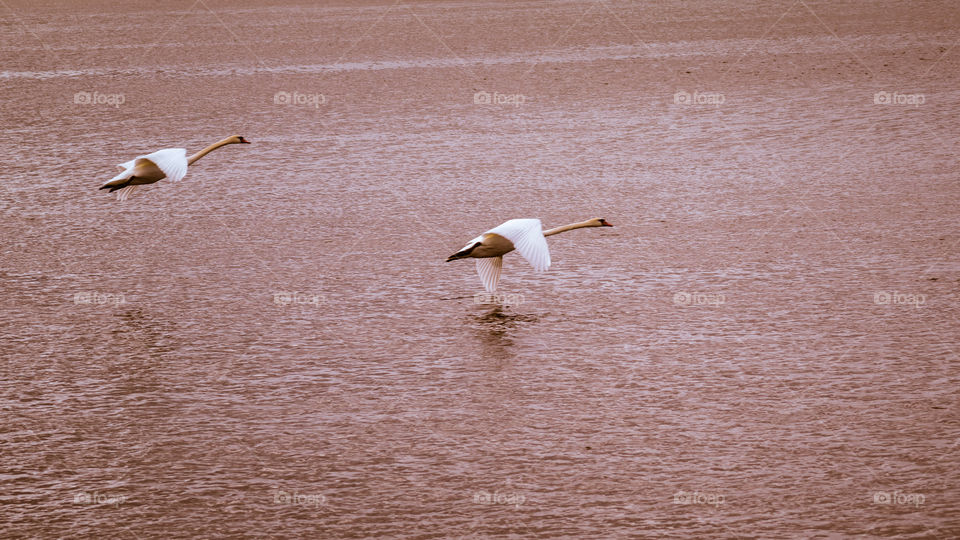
xmin=590 ymin=218 xmax=613 ymax=227
xmin=228 ymin=135 xmax=251 ymax=144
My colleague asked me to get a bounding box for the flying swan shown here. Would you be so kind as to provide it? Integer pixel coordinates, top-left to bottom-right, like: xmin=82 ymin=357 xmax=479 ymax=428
xmin=446 ymin=218 xmax=613 ymax=292
xmin=99 ymin=135 xmax=250 ymax=201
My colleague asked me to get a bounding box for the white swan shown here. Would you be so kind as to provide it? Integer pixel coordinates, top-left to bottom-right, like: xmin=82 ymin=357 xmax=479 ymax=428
xmin=446 ymin=218 xmax=613 ymax=292
xmin=99 ymin=135 xmax=250 ymax=201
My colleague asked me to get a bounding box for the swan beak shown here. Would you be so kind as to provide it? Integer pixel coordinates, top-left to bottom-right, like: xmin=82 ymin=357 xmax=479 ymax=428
xmin=602 ymin=221 xmax=613 ymax=227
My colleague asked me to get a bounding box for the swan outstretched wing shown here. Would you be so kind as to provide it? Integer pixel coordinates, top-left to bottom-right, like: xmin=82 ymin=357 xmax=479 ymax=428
xmin=486 ymin=218 xmax=551 ymax=272
xmin=115 ymin=185 xmax=139 ymax=201
xmin=136 ymin=148 xmax=188 ymax=182
xmin=475 ymin=256 xmax=503 ymax=293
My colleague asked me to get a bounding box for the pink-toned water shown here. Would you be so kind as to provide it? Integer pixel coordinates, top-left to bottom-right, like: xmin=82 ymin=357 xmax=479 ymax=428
xmin=2 ymin=1 xmax=959 ymax=537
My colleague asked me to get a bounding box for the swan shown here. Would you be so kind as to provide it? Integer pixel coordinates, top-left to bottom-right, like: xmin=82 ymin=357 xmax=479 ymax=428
xmin=446 ymin=218 xmax=613 ymax=292
xmin=99 ymin=135 xmax=250 ymax=201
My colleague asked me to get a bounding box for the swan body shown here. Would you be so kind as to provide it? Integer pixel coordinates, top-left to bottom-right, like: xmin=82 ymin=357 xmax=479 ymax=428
xmin=446 ymin=217 xmax=612 ymax=292
xmin=99 ymin=135 xmax=249 ymax=201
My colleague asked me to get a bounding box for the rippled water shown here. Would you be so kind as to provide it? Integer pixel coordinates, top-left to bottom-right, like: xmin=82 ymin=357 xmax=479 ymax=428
xmin=2 ymin=1 xmax=959 ymax=537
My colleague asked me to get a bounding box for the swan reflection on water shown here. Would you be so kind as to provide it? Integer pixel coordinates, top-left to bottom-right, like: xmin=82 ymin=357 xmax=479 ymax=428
xmin=469 ymin=306 xmax=540 ymax=363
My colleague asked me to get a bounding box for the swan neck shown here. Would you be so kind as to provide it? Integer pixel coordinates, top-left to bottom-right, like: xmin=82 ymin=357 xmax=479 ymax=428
xmin=543 ymin=220 xmax=594 ymax=237
xmin=187 ymin=138 xmax=233 ymax=165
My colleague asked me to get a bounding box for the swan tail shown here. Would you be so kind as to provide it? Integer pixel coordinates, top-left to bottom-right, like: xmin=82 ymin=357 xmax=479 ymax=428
xmin=100 ymin=178 xmax=129 ymax=191
xmin=101 ymin=163 xmax=135 ymax=190
xmin=102 ymin=181 xmax=127 ymax=192
xmin=447 ymin=240 xmax=483 ymax=262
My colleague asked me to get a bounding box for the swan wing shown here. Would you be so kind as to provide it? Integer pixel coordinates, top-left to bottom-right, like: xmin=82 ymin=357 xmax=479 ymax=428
xmin=486 ymin=219 xmax=550 ymax=272
xmin=136 ymin=148 xmax=188 ymax=182
xmin=115 ymin=185 xmax=139 ymax=201
xmin=475 ymin=256 xmax=503 ymax=293
xmin=116 ymin=159 xmax=136 ymax=171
